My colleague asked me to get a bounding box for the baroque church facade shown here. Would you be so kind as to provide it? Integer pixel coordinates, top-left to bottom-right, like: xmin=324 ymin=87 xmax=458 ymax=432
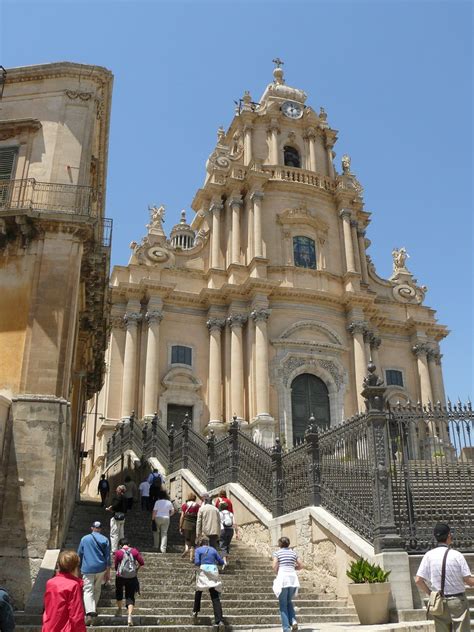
xmin=83 ymin=65 xmax=447 ymax=489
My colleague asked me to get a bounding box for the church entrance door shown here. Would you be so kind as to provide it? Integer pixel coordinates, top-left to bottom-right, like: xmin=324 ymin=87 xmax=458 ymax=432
xmin=167 ymin=404 xmax=193 ymax=430
xmin=291 ymin=373 xmax=330 ymax=442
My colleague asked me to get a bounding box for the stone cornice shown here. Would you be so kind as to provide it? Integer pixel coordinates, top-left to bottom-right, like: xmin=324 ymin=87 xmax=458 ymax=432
xmin=0 ymin=118 xmax=42 ymax=140
xmin=5 ymin=62 xmax=113 ymax=85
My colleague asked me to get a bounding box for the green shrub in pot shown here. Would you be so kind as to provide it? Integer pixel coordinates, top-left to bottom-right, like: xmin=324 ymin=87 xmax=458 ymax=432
xmin=346 ymin=558 xmax=392 ymax=624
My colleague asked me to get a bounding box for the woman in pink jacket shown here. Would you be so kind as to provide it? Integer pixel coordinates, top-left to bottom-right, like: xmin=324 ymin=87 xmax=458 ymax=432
xmin=42 ymin=550 xmax=86 ymax=632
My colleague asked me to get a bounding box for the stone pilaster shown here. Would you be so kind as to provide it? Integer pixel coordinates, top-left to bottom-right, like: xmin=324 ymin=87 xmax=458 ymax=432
xmin=250 ymin=308 xmax=274 ymax=442
xmin=210 ymin=201 xmax=223 ymax=269
xmin=427 ymin=348 xmax=446 ymax=405
xmin=268 ymin=119 xmax=279 ymax=164
xmin=143 ymin=305 xmax=163 ymax=418
xmin=244 ymin=123 xmax=253 ymax=166
xmin=357 ymin=228 xmax=370 ymax=284
xmin=412 ymin=343 xmax=434 ymax=404
xmin=206 ymin=317 xmax=226 ymax=432
xmin=227 ymin=313 xmax=248 ymax=422
xmin=348 ymin=320 xmax=369 ymax=412
xmin=305 ymin=127 xmax=317 ymax=171
xmin=340 ymin=210 xmax=356 ymax=273
xmin=251 ymin=191 xmax=264 ymax=258
xmin=121 ymin=309 xmax=142 ymax=419
xmin=230 ymin=195 xmax=243 ymax=265
xmin=351 ymin=220 xmax=361 ymax=273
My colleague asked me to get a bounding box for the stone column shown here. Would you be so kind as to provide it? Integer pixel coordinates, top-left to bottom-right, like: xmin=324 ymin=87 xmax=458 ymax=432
xmin=348 ymin=321 xmax=368 ymax=412
xmin=306 ymin=128 xmax=317 ymax=171
xmin=207 ymin=318 xmax=226 ymax=430
xmin=363 ymin=330 xmax=372 ymax=363
xmin=351 ymin=220 xmax=361 ymax=273
xmin=244 ymin=124 xmax=253 ymax=166
xmin=210 ymin=201 xmax=223 ymax=269
xmin=427 ymin=349 xmax=446 ymax=405
xmin=340 ymin=210 xmax=356 ymax=273
xmin=143 ymin=307 xmax=163 ymax=418
xmin=121 ymin=310 xmax=142 ymax=419
xmin=250 ymin=308 xmax=271 ymax=418
xmin=106 ymin=315 xmax=126 ymax=421
xmin=325 ymin=141 xmax=335 ymax=178
xmin=268 ymin=119 xmax=279 ymax=164
xmin=230 ymin=195 xmax=243 ymax=265
xmin=412 ymin=343 xmax=434 ymax=404
xmin=228 ymin=314 xmax=247 ymax=422
xmin=251 ymin=191 xmax=264 ymax=258
xmin=357 ymin=228 xmax=370 ymax=284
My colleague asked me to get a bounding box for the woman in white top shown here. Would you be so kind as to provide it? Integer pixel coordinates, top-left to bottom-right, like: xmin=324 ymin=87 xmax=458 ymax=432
xmin=151 ymin=489 xmax=175 ymax=553
xmin=272 ymin=537 xmax=303 ymax=632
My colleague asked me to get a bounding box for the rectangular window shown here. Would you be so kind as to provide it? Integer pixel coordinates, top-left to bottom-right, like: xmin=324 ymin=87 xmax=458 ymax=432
xmin=386 ymin=369 xmax=403 ymax=387
xmin=171 ymin=345 xmax=192 ymax=366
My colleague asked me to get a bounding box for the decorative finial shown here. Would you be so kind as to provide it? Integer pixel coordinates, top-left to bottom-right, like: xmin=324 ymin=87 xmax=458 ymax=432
xmin=391 ymin=247 xmax=409 ymax=273
xmin=180 ymin=210 xmax=186 ymax=224
xmin=217 ymin=126 xmax=225 ymax=143
xmin=272 ymin=58 xmax=285 ymax=85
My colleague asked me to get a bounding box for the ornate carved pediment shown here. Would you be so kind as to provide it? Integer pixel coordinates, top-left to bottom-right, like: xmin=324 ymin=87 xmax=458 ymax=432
xmin=162 ymin=366 xmax=202 ymax=392
xmin=277 ymin=320 xmax=344 ymax=349
xmin=277 ymin=207 xmax=329 ymax=232
xmin=0 ymin=118 xmax=42 ymax=140
xmin=275 ymin=354 xmax=345 ymax=391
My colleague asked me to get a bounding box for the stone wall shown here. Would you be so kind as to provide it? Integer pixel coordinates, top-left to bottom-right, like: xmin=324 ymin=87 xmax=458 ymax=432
xmin=0 ymin=397 xmax=78 ymax=607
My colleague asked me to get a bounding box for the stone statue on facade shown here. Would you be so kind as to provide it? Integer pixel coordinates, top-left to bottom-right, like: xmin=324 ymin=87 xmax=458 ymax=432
xmin=341 ymin=154 xmax=351 ymax=175
xmin=392 ymin=247 xmax=409 ymax=273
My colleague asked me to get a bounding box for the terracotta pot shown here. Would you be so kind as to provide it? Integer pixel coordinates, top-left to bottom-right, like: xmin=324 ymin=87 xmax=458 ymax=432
xmin=348 ymin=582 xmax=391 ymax=625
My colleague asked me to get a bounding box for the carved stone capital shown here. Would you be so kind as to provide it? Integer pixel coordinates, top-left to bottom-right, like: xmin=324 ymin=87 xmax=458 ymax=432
xmin=427 ymin=348 xmax=441 ymax=364
xmin=304 ymin=126 xmax=317 ymax=140
xmin=350 ymin=219 xmax=359 ymax=229
xmin=206 ymin=317 xmax=226 ymax=332
xmin=412 ymin=342 xmax=431 ymax=358
xmin=357 ymin=228 xmax=366 ymax=238
xmin=250 ymin=308 xmax=271 ymax=323
xmin=339 ymin=208 xmax=352 ymax=220
xmin=210 ymin=202 xmax=223 ymax=215
xmin=267 ymin=118 xmax=280 ymax=134
xmin=110 ymin=315 xmax=126 ymax=330
xmin=229 ymin=196 xmax=243 ymax=210
xmin=124 ymin=312 xmax=142 ymax=328
xmin=347 ymin=321 xmax=369 ymax=336
xmin=146 ymin=310 xmax=163 ymax=326
xmin=227 ymin=313 xmax=248 ymax=329
xmin=250 ymin=191 xmax=264 ymax=203
xmin=370 ymin=336 xmax=382 ymax=350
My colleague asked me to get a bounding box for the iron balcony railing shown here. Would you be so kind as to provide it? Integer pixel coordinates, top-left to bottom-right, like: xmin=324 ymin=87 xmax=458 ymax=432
xmin=0 ymin=178 xmax=95 ymax=217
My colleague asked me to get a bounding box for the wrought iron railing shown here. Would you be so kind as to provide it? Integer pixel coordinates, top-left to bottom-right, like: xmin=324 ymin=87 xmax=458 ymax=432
xmin=0 ymin=178 xmax=95 ymax=217
xmin=104 ymin=374 xmax=474 ymax=553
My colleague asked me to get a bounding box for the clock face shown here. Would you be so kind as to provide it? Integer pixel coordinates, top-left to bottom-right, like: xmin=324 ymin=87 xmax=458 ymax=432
xmin=281 ymin=101 xmax=303 ymax=119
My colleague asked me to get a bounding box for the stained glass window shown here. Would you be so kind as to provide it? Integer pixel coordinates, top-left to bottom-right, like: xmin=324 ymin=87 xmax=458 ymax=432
xmin=293 ymin=236 xmax=316 ymax=269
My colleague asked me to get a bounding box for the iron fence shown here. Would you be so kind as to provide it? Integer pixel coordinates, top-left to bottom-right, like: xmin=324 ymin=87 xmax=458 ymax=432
xmin=0 ymin=178 xmax=95 ymax=217
xmin=104 ymin=374 xmax=474 ymax=553
xmin=388 ymin=402 xmax=474 ymax=552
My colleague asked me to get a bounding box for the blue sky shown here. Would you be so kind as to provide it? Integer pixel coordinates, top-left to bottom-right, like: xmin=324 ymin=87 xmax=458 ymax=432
xmin=2 ymin=0 xmax=472 ymax=398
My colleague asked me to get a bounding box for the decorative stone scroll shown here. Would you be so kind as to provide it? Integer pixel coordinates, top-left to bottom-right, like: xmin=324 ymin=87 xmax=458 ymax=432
xmin=390 ymin=246 xmax=427 ymax=304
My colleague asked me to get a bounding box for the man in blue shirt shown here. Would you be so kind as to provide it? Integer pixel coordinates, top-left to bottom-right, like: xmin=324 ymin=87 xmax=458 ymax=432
xmin=77 ymin=521 xmax=111 ymax=624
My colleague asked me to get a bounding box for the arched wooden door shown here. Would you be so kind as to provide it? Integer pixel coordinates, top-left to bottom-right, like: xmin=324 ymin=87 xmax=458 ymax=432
xmin=291 ymin=373 xmax=330 ymax=442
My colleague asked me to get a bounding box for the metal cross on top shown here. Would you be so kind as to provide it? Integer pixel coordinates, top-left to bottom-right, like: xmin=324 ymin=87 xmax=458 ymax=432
xmin=272 ymin=57 xmax=284 ymax=68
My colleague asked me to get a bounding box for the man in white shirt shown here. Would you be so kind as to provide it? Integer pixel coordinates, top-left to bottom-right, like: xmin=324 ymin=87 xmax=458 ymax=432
xmin=138 ymin=479 xmax=150 ymax=511
xmin=415 ymin=523 xmax=474 ymax=632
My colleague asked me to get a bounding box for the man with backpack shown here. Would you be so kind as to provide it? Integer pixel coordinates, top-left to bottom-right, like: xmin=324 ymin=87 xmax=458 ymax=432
xmin=77 ymin=521 xmax=111 ymax=625
xmin=113 ymin=537 xmax=144 ymax=627
xmin=106 ymin=485 xmax=128 ymax=553
xmin=147 ymin=469 xmax=163 ymax=509
xmin=196 ymin=494 xmax=221 ymax=550
xmin=218 ymin=502 xmax=239 ymax=569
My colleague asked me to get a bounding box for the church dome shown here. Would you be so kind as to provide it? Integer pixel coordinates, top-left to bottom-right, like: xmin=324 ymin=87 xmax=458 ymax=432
xmin=170 ymin=210 xmax=195 ymax=250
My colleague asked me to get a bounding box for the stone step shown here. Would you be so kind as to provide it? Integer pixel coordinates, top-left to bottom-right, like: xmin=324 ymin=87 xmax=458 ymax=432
xmin=93 ymin=607 xmax=355 ymax=616
xmin=98 ymin=597 xmax=344 ymax=607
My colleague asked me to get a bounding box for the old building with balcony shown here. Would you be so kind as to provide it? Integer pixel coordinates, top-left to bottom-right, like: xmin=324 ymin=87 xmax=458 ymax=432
xmin=0 ymin=62 xmax=113 ymax=604
xmin=83 ymin=64 xmax=448 ymax=495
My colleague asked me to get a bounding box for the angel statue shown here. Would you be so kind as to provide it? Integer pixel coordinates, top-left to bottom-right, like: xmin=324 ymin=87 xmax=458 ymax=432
xmin=148 ymin=204 xmax=165 ymax=224
xmin=341 ymin=154 xmax=351 ymax=175
xmin=392 ymin=247 xmax=409 ymax=273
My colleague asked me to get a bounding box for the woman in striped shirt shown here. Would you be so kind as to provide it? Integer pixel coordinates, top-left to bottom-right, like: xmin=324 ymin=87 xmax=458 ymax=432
xmin=272 ymin=537 xmax=303 ymax=632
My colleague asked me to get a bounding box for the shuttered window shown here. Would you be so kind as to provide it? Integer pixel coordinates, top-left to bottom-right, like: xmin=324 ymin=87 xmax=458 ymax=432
xmin=386 ymin=369 xmax=403 ymax=387
xmin=171 ymin=345 xmax=192 ymax=366
xmin=0 ymin=147 xmax=18 ymax=180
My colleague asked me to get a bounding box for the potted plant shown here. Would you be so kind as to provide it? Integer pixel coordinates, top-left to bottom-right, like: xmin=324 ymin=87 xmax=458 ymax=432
xmin=346 ymin=558 xmax=392 ymax=624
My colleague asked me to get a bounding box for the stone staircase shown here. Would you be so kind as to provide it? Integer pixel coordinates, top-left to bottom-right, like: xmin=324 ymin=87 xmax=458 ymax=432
xmin=15 ymin=500 xmax=358 ymax=631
